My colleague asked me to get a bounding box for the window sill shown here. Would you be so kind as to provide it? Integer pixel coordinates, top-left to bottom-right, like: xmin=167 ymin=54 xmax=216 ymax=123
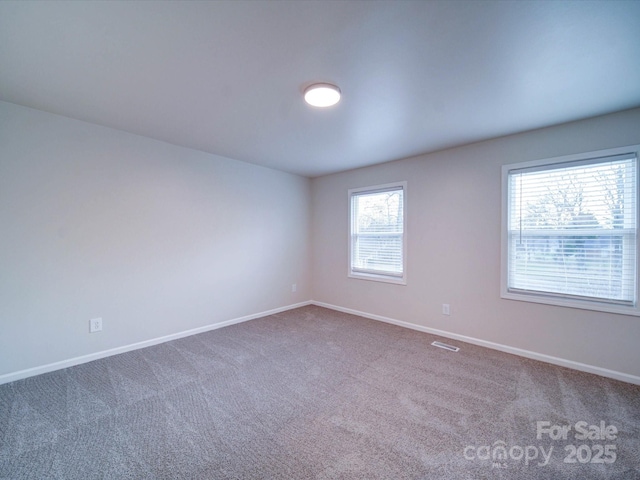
xmin=349 ymin=271 xmax=406 ymax=285
xmin=501 ymin=290 xmax=640 ymax=316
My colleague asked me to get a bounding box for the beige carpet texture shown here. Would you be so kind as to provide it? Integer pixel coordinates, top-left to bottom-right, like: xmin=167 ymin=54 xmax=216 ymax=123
xmin=1 ymin=305 xmax=639 ymax=479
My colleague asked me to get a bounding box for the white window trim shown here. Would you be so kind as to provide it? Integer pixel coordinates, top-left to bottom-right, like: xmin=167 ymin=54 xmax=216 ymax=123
xmin=348 ymin=181 xmax=407 ymax=285
xmin=500 ymin=144 xmax=640 ymax=316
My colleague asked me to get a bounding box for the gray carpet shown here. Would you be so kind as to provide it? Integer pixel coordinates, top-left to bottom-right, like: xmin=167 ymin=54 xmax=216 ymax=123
xmin=1 ymin=305 xmax=639 ymax=479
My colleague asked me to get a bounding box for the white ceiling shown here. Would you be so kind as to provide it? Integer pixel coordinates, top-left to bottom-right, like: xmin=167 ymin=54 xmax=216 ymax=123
xmin=1 ymin=1 xmax=639 ymax=177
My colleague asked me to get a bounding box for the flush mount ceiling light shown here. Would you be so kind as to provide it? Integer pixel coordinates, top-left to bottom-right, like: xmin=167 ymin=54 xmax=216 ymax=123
xmin=304 ymin=83 xmax=341 ymax=107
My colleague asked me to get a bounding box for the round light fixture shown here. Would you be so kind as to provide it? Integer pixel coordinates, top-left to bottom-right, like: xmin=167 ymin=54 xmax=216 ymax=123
xmin=304 ymin=83 xmax=341 ymax=107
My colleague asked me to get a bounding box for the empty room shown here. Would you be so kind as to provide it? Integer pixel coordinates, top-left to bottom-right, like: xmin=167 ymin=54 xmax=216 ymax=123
xmin=1 ymin=1 xmax=640 ymax=478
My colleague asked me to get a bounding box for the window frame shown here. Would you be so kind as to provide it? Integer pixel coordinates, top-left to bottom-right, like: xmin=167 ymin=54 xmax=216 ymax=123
xmin=501 ymin=145 xmax=640 ymax=316
xmin=348 ymin=182 xmax=407 ymax=285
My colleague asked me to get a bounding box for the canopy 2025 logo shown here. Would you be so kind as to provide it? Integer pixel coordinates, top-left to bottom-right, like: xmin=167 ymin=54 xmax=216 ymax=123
xmin=463 ymin=420 xmax=618 ymax=469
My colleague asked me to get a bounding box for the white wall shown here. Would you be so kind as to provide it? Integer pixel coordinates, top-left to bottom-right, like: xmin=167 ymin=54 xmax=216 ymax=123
xmin=312 ymin=107 xmax=640 ymax=380
xmin=0 ymin=101 xmax=311 ymax=378
xmin=3 ymin=99 xmax=639 ymax=384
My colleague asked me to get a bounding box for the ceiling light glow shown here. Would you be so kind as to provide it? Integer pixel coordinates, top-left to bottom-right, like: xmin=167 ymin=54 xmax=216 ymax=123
xmin=304 ymin=83 xmax=341 ymax=107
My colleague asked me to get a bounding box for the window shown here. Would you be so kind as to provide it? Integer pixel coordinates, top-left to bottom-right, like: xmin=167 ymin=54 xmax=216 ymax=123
xmin=349 ymin=182 xmax=407 ymax=284
xmin=502 ymin=146 xmax=640 ymax=315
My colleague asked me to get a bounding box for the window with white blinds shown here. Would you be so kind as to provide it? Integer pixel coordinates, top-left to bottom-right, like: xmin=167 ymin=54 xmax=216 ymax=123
xmin=349 ymin=182 xmax=406 ymax=284
xmin=502 ymin=147 xmax=640 ymax=313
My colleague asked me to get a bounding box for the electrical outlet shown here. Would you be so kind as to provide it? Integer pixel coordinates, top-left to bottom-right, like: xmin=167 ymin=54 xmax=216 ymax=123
xmin=442 ymin=304 xmax=450 ymax=316
xmin=291 ymin=283 xmax=297 ymax=293
xmin=90 ymin=317 xmax=103 ymax=333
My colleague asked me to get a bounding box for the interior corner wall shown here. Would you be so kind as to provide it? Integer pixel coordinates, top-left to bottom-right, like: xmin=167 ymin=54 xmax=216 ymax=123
xmin=0 ymin=101 xmax=311 ymax=378
xmin=311 ymin=107 xmax=640 ymax=380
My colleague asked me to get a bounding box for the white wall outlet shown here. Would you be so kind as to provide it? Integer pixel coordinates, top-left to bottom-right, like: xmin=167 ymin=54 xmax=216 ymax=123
xmin=89 ymin=317 xmax=103 ymax=333
xmin=442 ymin=304 xmax=450 ymax=316
xmin=291 ymin=283 xmax=297 ymax=293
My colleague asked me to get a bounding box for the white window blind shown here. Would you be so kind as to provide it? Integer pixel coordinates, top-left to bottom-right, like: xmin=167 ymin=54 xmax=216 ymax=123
xmin=350 ymin=184 xmax=405 ymax=281
xmin=506 ymin=153 xmax=637 ymax=305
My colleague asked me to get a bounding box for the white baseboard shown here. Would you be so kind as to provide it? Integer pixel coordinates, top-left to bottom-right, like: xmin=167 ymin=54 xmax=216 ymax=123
xmin=0 ymin=301 xmax=312 ymax=386
xmin=312 ymin=301 xmax=640 ymax=386
xmin=4 ymin=300 xmax=638 ymax=387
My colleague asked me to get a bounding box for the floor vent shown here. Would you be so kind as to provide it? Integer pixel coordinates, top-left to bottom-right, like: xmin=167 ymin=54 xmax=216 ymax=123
xmin=431 ymin=341 xmax=459 ymax=352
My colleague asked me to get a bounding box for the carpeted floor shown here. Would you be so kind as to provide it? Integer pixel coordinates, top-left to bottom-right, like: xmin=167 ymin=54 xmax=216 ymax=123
xmin=1 ymin=305 xmax=639 ymax=479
